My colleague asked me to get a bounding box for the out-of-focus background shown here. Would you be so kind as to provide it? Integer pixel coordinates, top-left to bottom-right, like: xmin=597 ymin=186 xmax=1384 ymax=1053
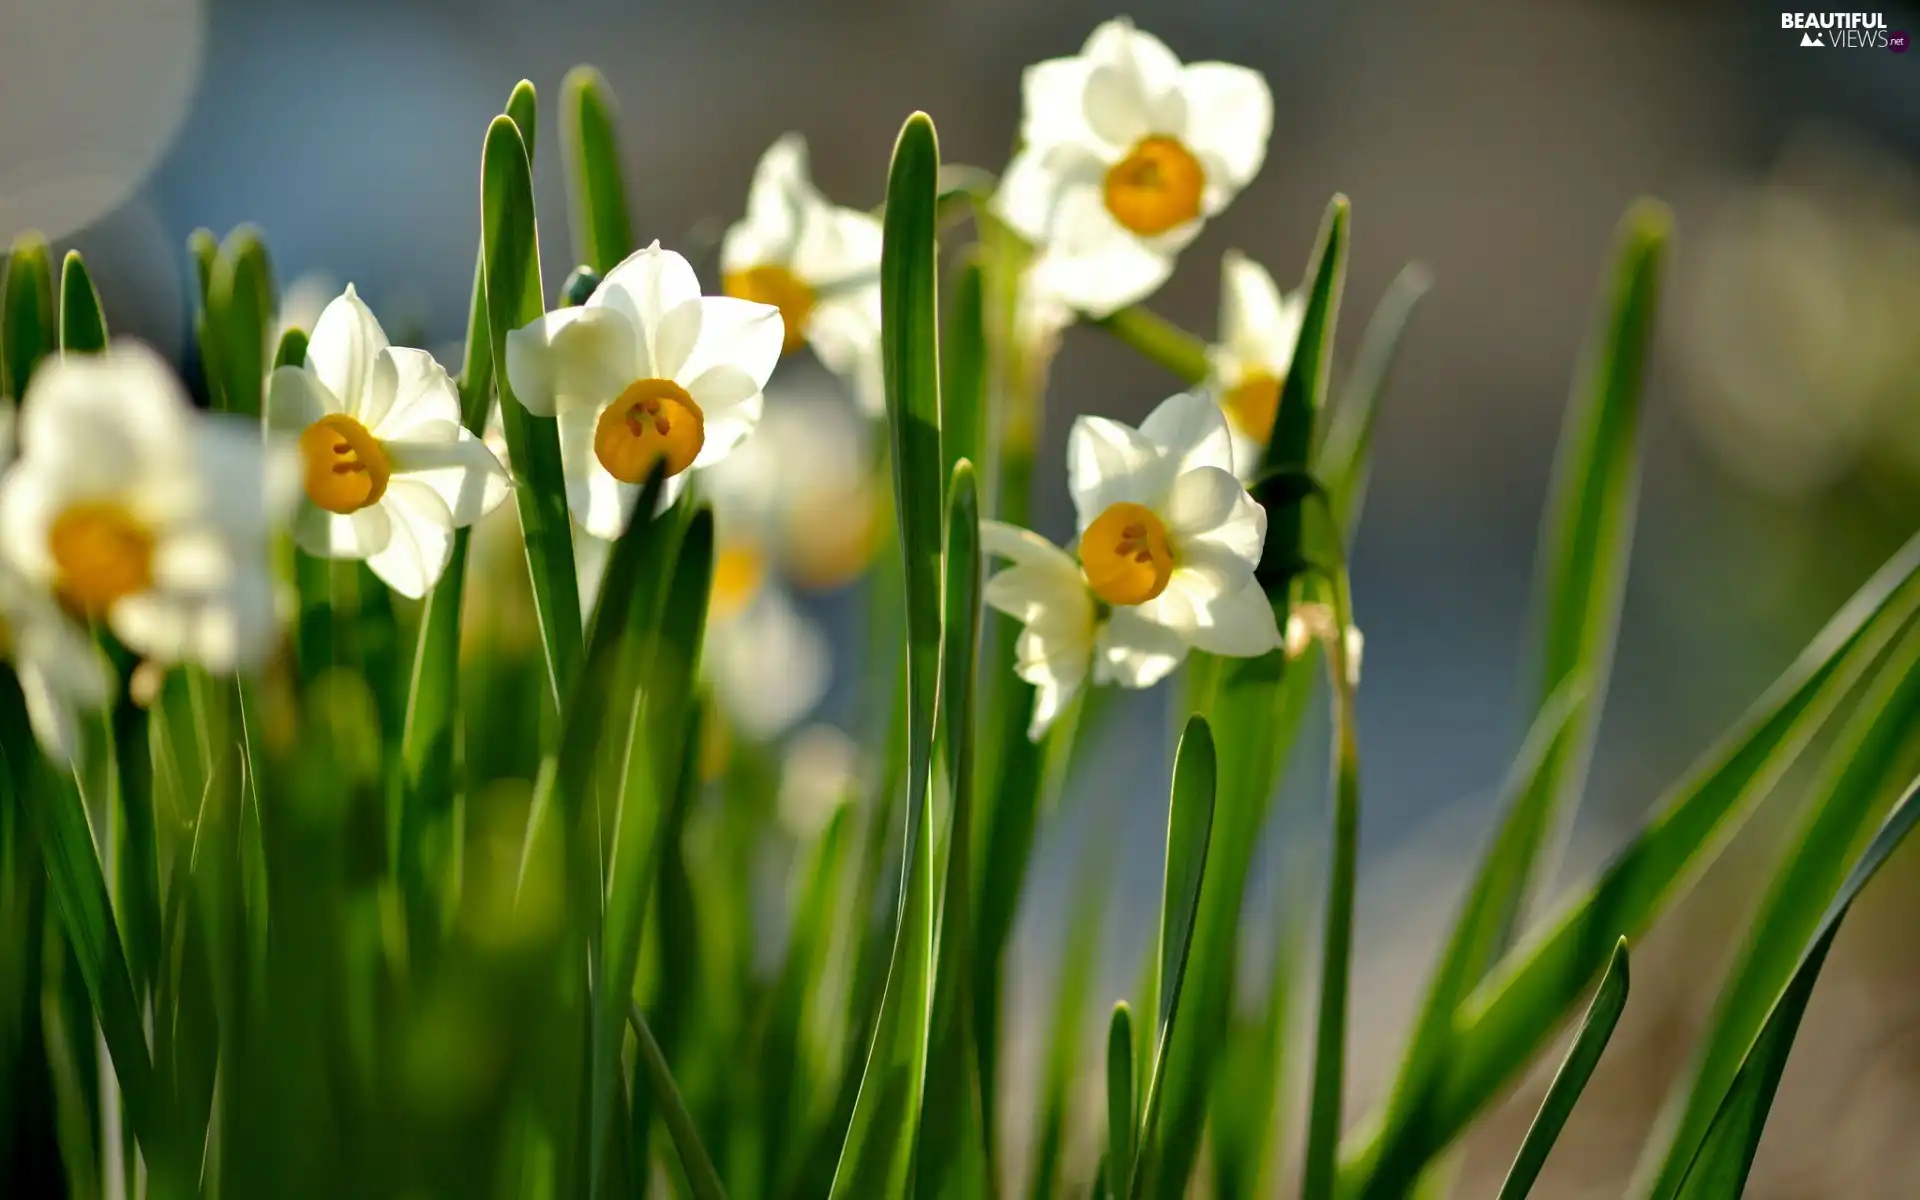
xmin=7 ymin=0 xmax=1920 ymax=1192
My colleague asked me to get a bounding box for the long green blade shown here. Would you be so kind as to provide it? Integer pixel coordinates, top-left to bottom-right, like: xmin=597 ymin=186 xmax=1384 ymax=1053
xmin=630 ymin=1000 xmax=728 ymax=1200
xmin=58 ymin=250 xmax=108 ymax=354
xmin=481 ymin=103 xmax=584 ymax=717
xmin=1319 ymin=263 xmax=1430 ymax=534
xmin=1493 ymin=940 xmax=1630 ymax=1200
xmin=206 ymin=227 xmax=276 ymax=418
xmin=917 ymin=462 xmax=986 ymax=1199
xmin=1674 ymin=774 xmax=1920 ymax=1199
xmin=941 ymin=258 xmax=987 ymax=500
xmin=561 ymin=66 xmax=635 ymax=274
xmin=1132 ymin=716 xmax=1217 ymax=1199
xmin=828 ymin=110 xmax=942 ymax=1200
xmin=1108 ymin=1003 xmax=1137 ymax=1188
xmin=1338 ymin=528 xmax=1920 ymax=1192
xmin=1638 ymin=621 xmax=1920 ymax=1198
xmin=3 ymin=234 xmax=55 ymax=399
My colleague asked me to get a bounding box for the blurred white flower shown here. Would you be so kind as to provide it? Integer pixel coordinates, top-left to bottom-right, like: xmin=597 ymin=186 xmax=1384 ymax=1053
xmin=0 ymin=344 xmax=288 ymax=672
xmin=266 ymin=286 xmax=510 ymax=599
xmin=995 ymin=18 xmax=1272 ymax=317
xmin=704 ymin=539 xmax=829 ymax=740
xmin=1210 ymin=250 xmax=1304 ymax=479
xmin=0 ymin=405 xmax=114 ymax=763
xmin=1067 ymin=391 xmax=1281 ymax=656
xmin=981 ymin=519 xmax=1188 ymax=740
xmin=722 ymin=136 xmax=886 ymax=415
xmin=777 ymin=723 xmax=860 ymax=839
xmin=1284 ymin=602 xmax=1363 ymax=687
xmin=504 ymin=242 xmax=781 ymax=537
xmin=700 ymin=379 xmax=879 ymax=591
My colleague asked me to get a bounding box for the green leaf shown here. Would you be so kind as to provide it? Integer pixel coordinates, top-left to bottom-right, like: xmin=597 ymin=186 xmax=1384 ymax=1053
xmin=595 ymin=511 xmax=712 ymax=1191
xmin=1154 ymin=198 xmax=1348 ymax=1200
xmin=629 ymin=999 xmax=728 ymax=1200
xmin=1319 ymin=263 xmax=1431 ymax=534
xmin=828 ymin=110 xmax=943 ymax=1200
xmin=1674 ymin=774 xmax=1920 ymax=1198
xmin=505 ymin=78 xmax=538 ymax=162
xmin=1638 ymin=621 xmax=1920 ymax=1199
xmin=3 ymin=234 xmax=56 ymax=400
xmin=481 ymin=105 xmax=584 ymax=717
xmin=206 ymin=226 xmax=276 ymax=417
xmin=1132 ymin=716 xmax=1217 ymax=1199
xmin=58 ymin=250 xmax=108 ymax=353
xmin=917 ymin=462 xmax=986 ymax=1199
xmin=941 ymin=258 xmax=987 ymax=498
xmin=1108 ymin=1003 xmax=1137 ymax=1184
xmin=561 ymin=66 xmax=635 ymax=275
xmin=1093 ymin=303 xmax=1210 ymax=386
xmin=1031 ymin=851 xmax=1111 ymax=1200
xmin=1338 ymin=528 xmax=1920 ymax=1193
xmin=1497 ymin=201 xmax=1667 ymax=956
xmin=1493 ymin=940 xmax=1629 ymax=1200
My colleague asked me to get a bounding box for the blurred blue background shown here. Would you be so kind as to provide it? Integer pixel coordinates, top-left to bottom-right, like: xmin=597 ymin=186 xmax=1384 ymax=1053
xmin=7 ymin=0 xmax=1920 ymax=1191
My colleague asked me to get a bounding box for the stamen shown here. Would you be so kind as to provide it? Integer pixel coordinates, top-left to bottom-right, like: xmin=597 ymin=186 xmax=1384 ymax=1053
xmin=1080 ymin=501 xmax=1174 ymax=606
xmin=1103 ymin=136 xmax=1206 ymax=237
xmin=300 ymin=414 xmax=391 ymax=514
xmin=722 ymin=265 xmax=815 ymax=355
xmin=594 ymin=378 xmax=706 ymax=483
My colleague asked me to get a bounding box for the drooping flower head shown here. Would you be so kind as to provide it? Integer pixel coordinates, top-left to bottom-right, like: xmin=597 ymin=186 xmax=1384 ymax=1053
xmin=722 ymin=136 xmax=886 ymax=414
xmin=267 ymin=286 xmax=510 ymax=598
xmin=1067 ymin=390 xmax=1281 ymax=656
xmin=1210 ymin=250 xmax=1305 ymax=478
xmin=505 ymin=242 xmax=782 ymax=537
xmin=996 ymin=18 xmax=1273 ymax=317
xmin=0 ymin=345 xmax=289 ymax=674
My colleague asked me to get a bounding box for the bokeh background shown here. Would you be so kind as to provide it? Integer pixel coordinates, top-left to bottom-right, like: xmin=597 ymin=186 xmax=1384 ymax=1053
xmin=6 ymin=0 xmax=1920 ymax=1192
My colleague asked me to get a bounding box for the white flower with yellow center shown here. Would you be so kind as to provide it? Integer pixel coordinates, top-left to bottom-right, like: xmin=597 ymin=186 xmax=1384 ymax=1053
xmin=995 ymin=18 xmax=1273 ymax=318
xmin=266 ymin=286 xmax=510 ymax=599
xmin=981 ymin=520 xmax=1188 ymax=740
xmin=722 ymin=136 xmax=886 ymax=415
xmin=1210 ymin=250 xmax=1305 ymax=478
xmin=0 ymin=405 xmax=114 ymax=764
xmin=1068 ymin=390 xmax=1281 ymax=656
xmin=505 ymin=242 xmax=782 ymax=537
xmin=0 ymin=345 xmax=288 ymax=673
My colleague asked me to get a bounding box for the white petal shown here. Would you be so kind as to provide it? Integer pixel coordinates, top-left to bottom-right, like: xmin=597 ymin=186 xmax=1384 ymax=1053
xmin=504 ymin=306 xmax=641 ymax=419
xmin=708 ymin=587 xmax=829 ymax=738
xmin=153 ymin=532 xmax=233 ymax=591
xmin=1094 ymin=608 xmax=1188 ymax=688
xmin=671 ymin=297 xmax=784 ymax=393
xmin=993 ymin=149 xmax=1064 ymax=246
xmin=305 ymin=285 xmax=391 ymax=417
xmin=1021 ymin=55 xmax=1100 ymax=151
xmin=264 ymin=364 xmax=337 ymax=436
xmin=1226 ymin=423 xmax=1262 ymax=484
xmin=721 ymin=134 xmax=813 ymax=272
xmin=1137 ymin=566 xmax=1281 ymax=657
xmin=805 ymin=290 xmax=885 ymax=416
xmin=385 ymin=428 xmax=512 ymax=526
xmin=1066 ymin=414 xmax=1163 ymax=530
xmin=980 ymin=520 xmax=1081 ymax=576
xmin=370 ymin=347 xmax=463 ymax=441
xmin=16 ymin=344 xmax=195 ymax=500
xmin=1140 ymin=391 xmax=1236 ymax=478
xmin=1219 ymin=250 xmax=1302 ymax=374
xmin=791 ymin=204 xmax=883 ymax=291
xmin=1025 ymin=186 xmax=1177 ymax=317
xmin=294 ymin=501 xmax=392 ymax=561
xmin=1013 ymin=619 xmax=1092 ymax=741
xmin=685 ymin=367 xmax=765 ymax=468
xmin=589 ymin=242 xmax=702 ymax=340
xmin=365 ymin=480 xmax=456 ymax=599
xmin=1178 ymin=63 xmax=1273 ymax=192
xmin=556 ymin=401 xmax=641 ymax=541
xmin=1167 ymin=467 xmax=1266 ymax=570
xmin=0 ymin=467 xmax=64 ymax=582
xmin=983 ymin=562 xmax=1093 ymax=630
xmin=1080 ymin=19 xmax=1187 ymax=139
xmin=189 ymin=417 xmax=292 ymax=547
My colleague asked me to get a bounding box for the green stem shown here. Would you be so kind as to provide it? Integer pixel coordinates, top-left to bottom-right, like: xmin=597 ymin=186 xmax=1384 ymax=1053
xmin=1093 ymin=306 xmax=1210 ymax=387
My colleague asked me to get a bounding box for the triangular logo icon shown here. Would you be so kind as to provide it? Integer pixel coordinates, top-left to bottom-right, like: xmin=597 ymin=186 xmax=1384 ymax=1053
xmin=1800 ymin=31 xmax=1824 ymax=46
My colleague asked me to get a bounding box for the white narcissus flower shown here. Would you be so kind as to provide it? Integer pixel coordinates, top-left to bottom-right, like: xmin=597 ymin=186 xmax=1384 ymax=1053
xmin=0 ymin=404 xmax=114 ymax=763
xmin=266 ymin=286 xmax=511 ymax=599
xmin=703 ymin=537 xmax=829 ymax=740
xmin=981 ymin=520 xmax=1187 ymax=740
xmin=1067 ymin=390 xmax=1282 ymax=656
xmin=0 ymin=345 xmax=290 ymax=674
xmin=722 ymin=136 xmax=886 ymax=415
xmin=505 ymin=242 xmax=782 ymax=538
xmin=995 ymin=18 xmax=1273 ymax=317
xmin=1211 ymin=250 xmax=1305 ymax=479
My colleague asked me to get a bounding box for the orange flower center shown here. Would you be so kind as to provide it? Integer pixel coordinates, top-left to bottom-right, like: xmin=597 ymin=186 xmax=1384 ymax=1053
xmin=723 ymin=265 xmax=814 ymax=355
xmin=300 ymin=413 xmax=392 ymax=515
xmin=594 ymin=379 xmax=706 ymax=484
xmin=1103 ymin=136 xmax=1206 ymax=237
xmin=49 ymin=501 xmax=155 ymax=617
xmin=1223 ymin=371 xmax=1282 ymax=444
xmin=1080 ymin=502 xmax=1174 ymax=606
xmin=709 ymin=543 xmax=765 ymax=621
